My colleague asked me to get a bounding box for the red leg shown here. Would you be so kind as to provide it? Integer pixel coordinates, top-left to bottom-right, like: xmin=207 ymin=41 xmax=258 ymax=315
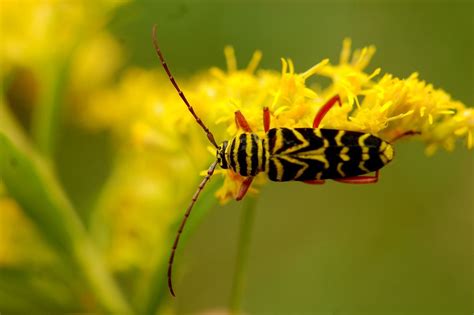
xmin=263 ymin=107 xmax=271 ymax=132
xmin=302 ymin=180 xmax=326 ymax=185
xmin=236 ymin=177 xmax=254 ymax=201
xmin=235 ymin=111 xmax=252 ymax=132
xmin=335 ymin=170 xmax=379 ymax=184
xmin=313 ymin=95 xmax=343 ymax=128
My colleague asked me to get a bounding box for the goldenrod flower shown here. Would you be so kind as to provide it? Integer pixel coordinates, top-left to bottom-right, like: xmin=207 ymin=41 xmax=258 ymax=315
xmin=83 ymin=40 xmax=472 ymax=210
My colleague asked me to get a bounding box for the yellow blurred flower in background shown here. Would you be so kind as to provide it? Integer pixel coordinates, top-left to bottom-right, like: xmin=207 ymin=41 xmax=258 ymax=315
xmin=0 ymin=0 xmax=124 ymax=74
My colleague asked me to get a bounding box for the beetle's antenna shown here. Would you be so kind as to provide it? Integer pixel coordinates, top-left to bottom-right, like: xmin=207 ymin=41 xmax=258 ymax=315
xmin=168 ymin=160 xmax=218 ymax=297
xmin=152 ymin=25 xmax=218 ymax=148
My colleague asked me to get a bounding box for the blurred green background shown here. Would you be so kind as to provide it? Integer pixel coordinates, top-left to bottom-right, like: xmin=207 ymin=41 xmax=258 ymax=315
xmin=107 ymin=1 xmax=473 ymax=314
xmin=2 ymin=0 xmax=473 ymax=314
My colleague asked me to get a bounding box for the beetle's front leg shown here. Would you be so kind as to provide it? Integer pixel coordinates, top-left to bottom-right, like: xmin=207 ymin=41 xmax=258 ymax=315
xmin=236 ymin=177 xmax=254 ymax=201
xmin=235 ymin=111 xmax=253 ymax=132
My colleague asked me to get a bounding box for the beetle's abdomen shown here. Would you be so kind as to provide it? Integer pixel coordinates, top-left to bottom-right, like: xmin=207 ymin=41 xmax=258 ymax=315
xmin=264 ymin=128 xmax=393 ymax=181
xmin=225 ymin=133 xmax=264 ymax=177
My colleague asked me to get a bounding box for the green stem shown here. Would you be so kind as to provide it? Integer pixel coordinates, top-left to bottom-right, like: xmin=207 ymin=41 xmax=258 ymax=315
xmin=230 ymin=195 xmax=258 ymax=315
xmin=140 ymin=177 xmax=222 ymax=315
xmin=32 ymin=60 xmax=69 ymax=159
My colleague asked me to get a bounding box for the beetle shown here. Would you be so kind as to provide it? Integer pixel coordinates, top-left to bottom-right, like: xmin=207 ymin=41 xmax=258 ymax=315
xmin=152 ymin=25 xmax=412 ymax=296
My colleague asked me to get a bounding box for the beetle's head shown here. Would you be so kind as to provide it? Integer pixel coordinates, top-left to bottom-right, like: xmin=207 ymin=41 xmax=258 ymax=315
xmin=216 ymin=141 xmax=229 ymax=169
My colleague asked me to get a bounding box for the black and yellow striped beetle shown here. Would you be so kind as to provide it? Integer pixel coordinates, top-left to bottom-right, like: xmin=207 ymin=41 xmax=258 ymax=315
xmin=152 ymin=26 xmax=412 ymax=296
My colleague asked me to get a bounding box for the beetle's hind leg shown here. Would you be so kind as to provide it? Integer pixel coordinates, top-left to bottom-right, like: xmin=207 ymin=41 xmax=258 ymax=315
xmin=235 ymin=111 xmax=252 ymax=132
xmin=313 ymin=95 xmax=342 ymax=128
xmin=334 ymin=170 xmax=379 ymax=184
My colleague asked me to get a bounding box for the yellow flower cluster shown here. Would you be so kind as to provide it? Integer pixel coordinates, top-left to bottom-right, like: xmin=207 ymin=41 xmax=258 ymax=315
xmin=317 ymin=39 xmax=473 ymax=155
xmin=84 ymin=40 xmax=472 ymax=208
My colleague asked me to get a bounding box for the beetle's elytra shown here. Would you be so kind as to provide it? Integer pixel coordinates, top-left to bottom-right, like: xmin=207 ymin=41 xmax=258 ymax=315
xmin=217 ymin=128 xmax=393 ymax=181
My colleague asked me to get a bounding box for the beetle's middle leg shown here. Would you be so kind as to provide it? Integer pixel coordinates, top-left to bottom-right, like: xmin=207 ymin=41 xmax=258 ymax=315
xmin=334 ymin=170 xmax=379 ymax=184
xmin=313 ymin=95 xmax=342 ymax=128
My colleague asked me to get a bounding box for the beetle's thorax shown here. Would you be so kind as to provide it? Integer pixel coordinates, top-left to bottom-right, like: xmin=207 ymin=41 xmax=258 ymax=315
xmin=218 ymin=132 xmax=264 ymax=177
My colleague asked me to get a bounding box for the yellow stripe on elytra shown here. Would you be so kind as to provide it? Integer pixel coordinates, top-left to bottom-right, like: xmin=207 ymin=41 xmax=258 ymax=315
xmin=273 ymin=129 xmax=284 ymax=154
xmin=301 ymin=155 xmax=330 ymax=169
xmin=296 ymin=147 xmax=326 ymax=157
xmin=273 ymin=157 xmax=284 ymax=181
xmin=280 ymin=156 xmax=309 ymax=179
xmin=340 ymin=146 xmax=350 ymax=161
xmin=358 ymin=133 xmax=371 ymax=148
xmin=379 ymin=141 xmax=387 ymax=164
xmin=337 ymin=162 xmax=346 ymax=177
xmin=335 ymin=130 xmax=345 ymax=146
xmin=380 ymin=142 xmax=394 ymax=164
xmin=279 ymin=129 xmax=311 ymax=154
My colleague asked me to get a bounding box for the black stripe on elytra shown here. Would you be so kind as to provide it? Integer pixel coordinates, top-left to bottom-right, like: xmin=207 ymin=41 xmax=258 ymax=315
xmin=295 ymin=157 xmax=326 ymax=181
xmin=274 ymin=128 xmax=304 ymax=154
xmin=291 ymin=128 xmax=324 ymax=154
xmin=268 ymin=158 xmax=278 ymax=181
xmin=321 ymin=146 xmax=344 ymax=179
xmin=340 ymin=131 xmax=363 ymax=146
xmin=267 ymin=128 xmax=277 ymax=154
xmin=363 ymin=147 xmax=385 ymax=172
xmin=364 ymin=135 xmax=382 ymax=148
xmin=237 ymin=134 xmax=248 ymax=176
xmin=276 ymin=157 xmax=305 ymax=181
xmin=319 ymin=129 xmax=339 ymax=146
xmin=340 ymin=146 xmax=365 ymax=177
xmin=324 ymin=146 xmax=343 ymax=164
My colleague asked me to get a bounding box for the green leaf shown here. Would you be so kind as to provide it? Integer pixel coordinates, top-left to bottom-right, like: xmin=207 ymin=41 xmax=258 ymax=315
xmin=0 ymin=102 xmax=133 ymax=314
